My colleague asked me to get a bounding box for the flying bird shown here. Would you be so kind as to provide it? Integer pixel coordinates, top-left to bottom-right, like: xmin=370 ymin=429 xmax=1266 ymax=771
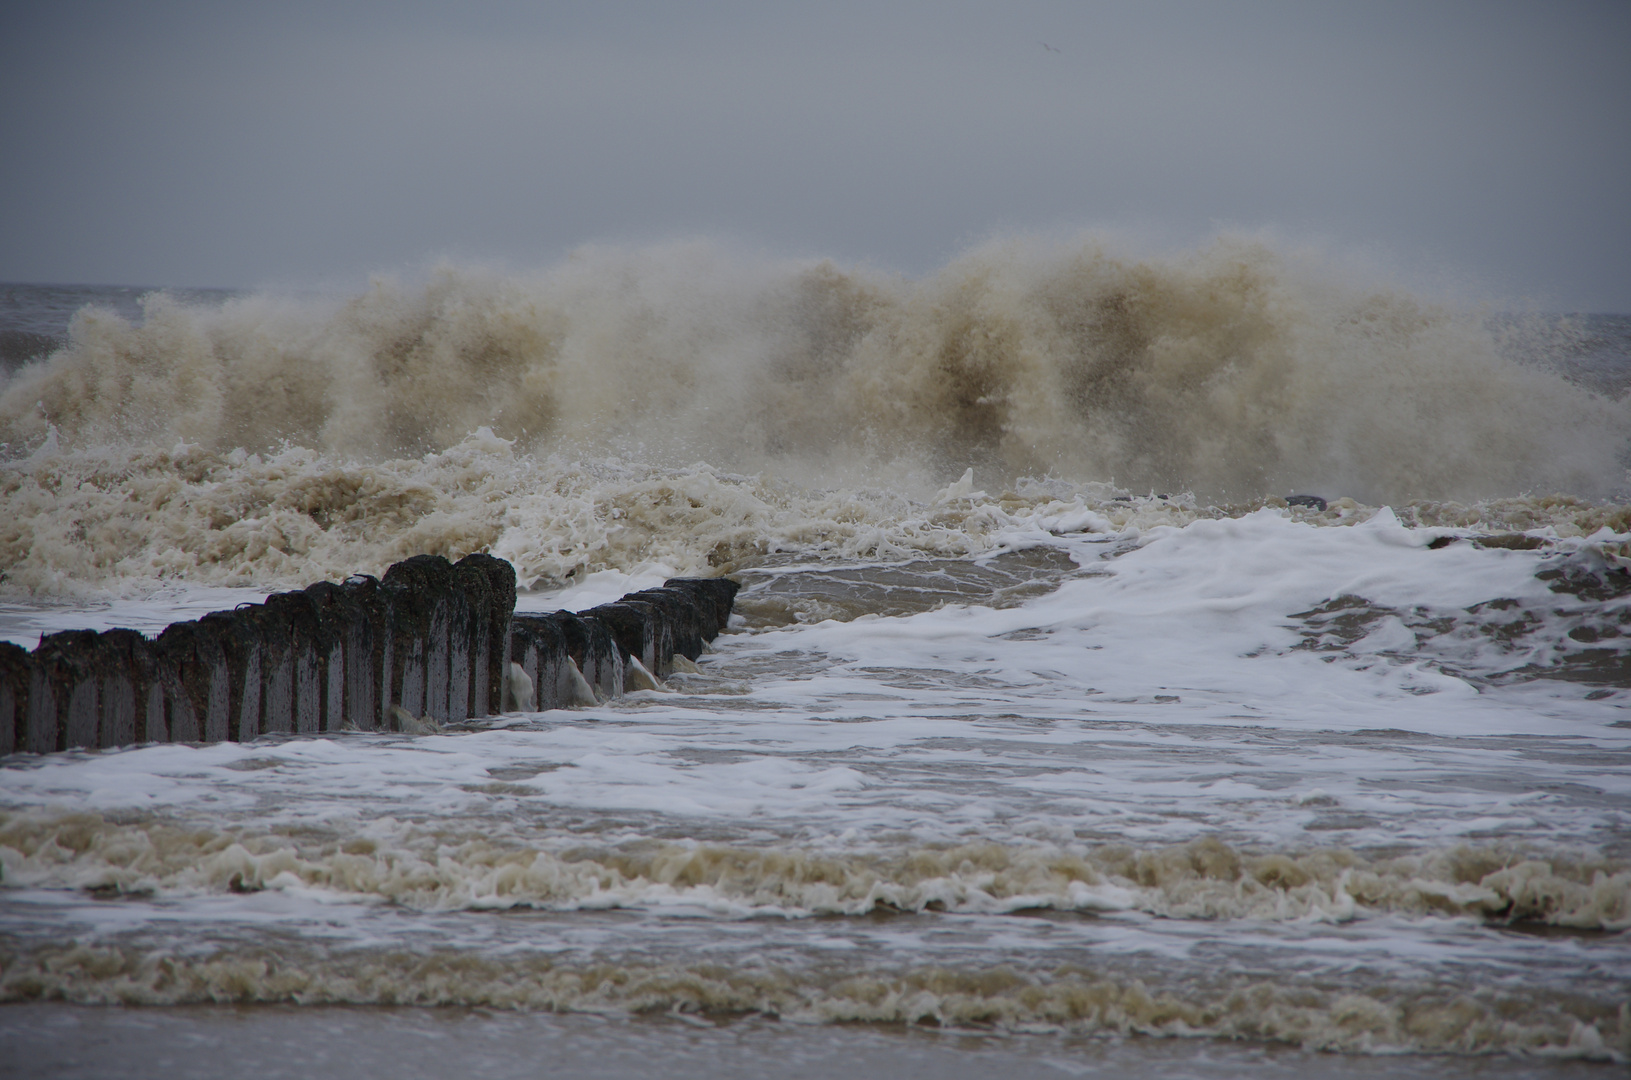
xmin=1040 ymin=42 xmax=1060 ymax=52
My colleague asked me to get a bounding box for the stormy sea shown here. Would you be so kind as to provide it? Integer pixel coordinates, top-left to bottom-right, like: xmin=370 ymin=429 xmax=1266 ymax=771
xmin=1 ymin=237 xmax=1629 ymax=1077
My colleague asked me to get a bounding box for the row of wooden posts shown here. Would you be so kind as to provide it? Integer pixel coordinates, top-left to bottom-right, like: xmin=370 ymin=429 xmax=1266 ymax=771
xmin=0 ymin=554 xmax=741 ymax=755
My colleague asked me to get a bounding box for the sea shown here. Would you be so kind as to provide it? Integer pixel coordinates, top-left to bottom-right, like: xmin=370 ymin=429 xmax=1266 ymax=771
xmin=1 ymin=237 xmax=1629 ymax=1078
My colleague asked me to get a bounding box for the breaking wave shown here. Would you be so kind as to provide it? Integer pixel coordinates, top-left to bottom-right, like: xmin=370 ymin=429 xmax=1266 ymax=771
xmin=4 ymin=429 xmax=1631 ymax=597
xmin=4 ymin=811 xmax=1626 ymax=929
xmin=2 ymin=236 xmax=1625 ymax=510
xmin=5 ymin=811 xmax=1628 ymax=1057
xmin=3 ymin=943 xmax=1624 ymax=1060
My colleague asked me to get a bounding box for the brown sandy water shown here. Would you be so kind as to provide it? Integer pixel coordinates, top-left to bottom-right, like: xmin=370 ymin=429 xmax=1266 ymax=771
xmin=0 ymin=1003 xmax=1615 ymax=1080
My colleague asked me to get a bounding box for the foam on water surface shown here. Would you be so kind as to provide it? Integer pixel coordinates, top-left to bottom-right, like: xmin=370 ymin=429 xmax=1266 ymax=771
xmin=3 ymin=512 xmax=1629 ymax=1060
xmin=3 ymin=235 xmax=1630 ymax=601
xmin=2 ymin=236 xmax=1629 ymax=1066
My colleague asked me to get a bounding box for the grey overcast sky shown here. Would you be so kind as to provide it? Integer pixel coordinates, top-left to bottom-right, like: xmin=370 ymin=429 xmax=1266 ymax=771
xmin=2 ymin=1 xmax=1628 ymax=309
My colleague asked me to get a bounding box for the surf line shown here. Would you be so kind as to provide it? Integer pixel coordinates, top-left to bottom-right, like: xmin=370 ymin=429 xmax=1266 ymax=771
xmin=0 ymin=555 xmax=740 ymax=754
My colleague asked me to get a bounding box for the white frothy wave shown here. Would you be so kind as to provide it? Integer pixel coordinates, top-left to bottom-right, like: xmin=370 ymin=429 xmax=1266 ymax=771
xmin=2 ymin=940 xmax=1623 ymax=1061
xmin=3 ymin=811 xmax=1626 ymax=929
xmin=3 ymin=235 xmax=1625 ymax=508
xmin=4 ymin=426 xmax=1631 ymax=599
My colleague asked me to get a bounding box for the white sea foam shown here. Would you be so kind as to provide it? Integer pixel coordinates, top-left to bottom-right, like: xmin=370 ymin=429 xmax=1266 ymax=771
xmin=2 ymin=236 xmax=1629 ymax=1064
xmin=3 ymin=509 xmax=1628 ymax=1059
xmin=3 ymin=233 xmax=1629 ymax=598
xmin=2 ymin=512 xmax=1627 ymax=927
xmin=4 ymin=236 xmax=1626 ymax=505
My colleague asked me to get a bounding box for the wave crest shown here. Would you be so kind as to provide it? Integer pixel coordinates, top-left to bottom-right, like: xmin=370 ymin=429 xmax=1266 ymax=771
xmin=4 ymin=811 xmax=1626 ymax=929
xmin=4 ymin=237 xmax=1624 ymax=505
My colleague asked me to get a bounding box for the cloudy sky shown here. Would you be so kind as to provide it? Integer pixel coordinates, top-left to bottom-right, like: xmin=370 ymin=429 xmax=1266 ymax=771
xmin=3 ymin=0 xmax=1628 ymax=309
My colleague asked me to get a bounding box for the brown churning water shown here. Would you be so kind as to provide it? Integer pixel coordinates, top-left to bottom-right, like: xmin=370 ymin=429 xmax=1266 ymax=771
xmin=1 ymin=236 xmax=1629 ymax=1070
xmin=2 ymin=236 xmax=1625 ymax=505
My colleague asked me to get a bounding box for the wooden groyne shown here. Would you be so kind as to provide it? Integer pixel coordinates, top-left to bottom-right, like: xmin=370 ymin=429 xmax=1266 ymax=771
xmin=0 ymin=555 xmax=740 ymax=755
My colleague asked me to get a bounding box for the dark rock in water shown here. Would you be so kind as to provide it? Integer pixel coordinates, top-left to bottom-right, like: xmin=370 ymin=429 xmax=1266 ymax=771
xmin=1427 ymin=536 xmax=1460 ymax=550
xmin=1286 ymin=495 xmax=1328 ymax=511
xmin=1537 ymin=555 xmax=1631 ymax=603
xmin=1473 ymin=533 xmax=1547 ymax=551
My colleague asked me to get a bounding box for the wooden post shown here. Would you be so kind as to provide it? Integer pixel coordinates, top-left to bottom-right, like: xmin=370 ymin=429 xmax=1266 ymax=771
xmin=3 ymin=553 xmax=739 ymax=755
xmin=155 ymin=620 xmax=230 ymax=743
xmin=0 ymin=641 xmax=32 ymax=756
xmin=457 ymin=553 xmax=515 ymax=719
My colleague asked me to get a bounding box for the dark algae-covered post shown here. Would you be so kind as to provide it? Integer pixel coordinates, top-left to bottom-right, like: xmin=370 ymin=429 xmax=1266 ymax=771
xmin=2 ymin=555 xmax=738 ymax=754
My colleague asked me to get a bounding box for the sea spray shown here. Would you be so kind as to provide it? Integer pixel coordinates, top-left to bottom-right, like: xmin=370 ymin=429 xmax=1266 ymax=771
xmin=3 ymin=236 xmax=1625 ymax=505
xmin=3 ymin=238 xmax=1629 ymax=1068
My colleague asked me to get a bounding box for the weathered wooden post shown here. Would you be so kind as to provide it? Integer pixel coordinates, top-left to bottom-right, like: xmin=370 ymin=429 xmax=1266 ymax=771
xmin=458 ymin=553 xmax=515 ymax=718
xmin=255 ymin=601 xmax=296 ymax=736
xmin=584 ymin=600 xmax=667 ymax=678
xmin=339 ymin=574 xmax=388 ymax=731
xmin=94 ymin=629 xmax=150 ymax=749
xmin=309 ymin=578 xmax=398 ymax=732
xmin=0 ymin=641 xmax=29 ymax=755
xmin=520 ymin=612 xmax=622 ymax=702
xmin=125 ymin=630 xmax=167 ymax=744
xmin=2 ymin=550 xmax=739 ymax=751
xmin=448 ymin=559 xmax=491 ymax=720
xmin=28 ymin=630 xmax=103 ymax=752
xmin=509 ymin=614 xmax=566 ymax=710
xmin=664 ymin=578 xmax=741 ymax=642
xmin=263 ymin=591 xmax=327 ymax=735
xmin=584 ymin=578 xmax=738 ymax=684
xmin=200 ymin=610 xmax=263 ymax=742
xmin=302 ymin=581 xmax=350 ymax=732
xmin=573 ymin=613 xmax=624 ymax=699
xmin=380 ymin=555 xmax=457 ymax=724
xmin=155 ymin=620 xmax=231 ymax=743
xmin=626 ymin=588 xmax=704 ymax=666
